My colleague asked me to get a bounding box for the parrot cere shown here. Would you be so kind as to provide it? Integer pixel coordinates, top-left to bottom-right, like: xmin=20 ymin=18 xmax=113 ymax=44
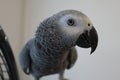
xmin=19 ymin=10 xmax=98 ymax=80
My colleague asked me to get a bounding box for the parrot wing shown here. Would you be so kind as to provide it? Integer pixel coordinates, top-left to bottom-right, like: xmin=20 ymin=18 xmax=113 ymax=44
xmin=66 ymin=47 xmax=78 ymax=69
xmin=19 ymin=40 xmax=32 ymax=75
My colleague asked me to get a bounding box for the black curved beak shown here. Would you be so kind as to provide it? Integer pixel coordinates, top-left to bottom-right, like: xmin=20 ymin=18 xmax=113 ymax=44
xmin=76 ymin=26 xmax=98 ymax=54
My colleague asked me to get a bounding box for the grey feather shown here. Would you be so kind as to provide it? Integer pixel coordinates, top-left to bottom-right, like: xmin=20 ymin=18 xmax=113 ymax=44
xmin=67 ymin=47 xmax=77 ymax=69
xmin=19 ymin=9 xmax=98 ymax=80
xmin=19 ymin=39 xmax=32 ymax=74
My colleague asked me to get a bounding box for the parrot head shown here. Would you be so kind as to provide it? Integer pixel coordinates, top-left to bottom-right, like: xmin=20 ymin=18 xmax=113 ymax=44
xmin=54 ymin=10 xmax=98 ymax=54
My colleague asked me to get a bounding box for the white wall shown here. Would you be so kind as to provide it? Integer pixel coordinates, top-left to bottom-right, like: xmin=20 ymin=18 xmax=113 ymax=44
xmin=1 ymin=0 xmax=120 ymax=80
xmin=23 ymin=0 xmax=120 ymax=80
xmin=0 ymin=0 xmax=24 ymax=80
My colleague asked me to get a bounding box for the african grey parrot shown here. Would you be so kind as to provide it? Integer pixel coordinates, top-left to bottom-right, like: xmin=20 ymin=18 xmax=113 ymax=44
xmin=19 ymin=10 xmax=98 ymax=80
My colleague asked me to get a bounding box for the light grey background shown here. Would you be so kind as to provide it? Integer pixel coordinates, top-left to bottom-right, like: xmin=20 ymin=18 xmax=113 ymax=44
xmin=0 ymin=0 xmax=120 ymax=80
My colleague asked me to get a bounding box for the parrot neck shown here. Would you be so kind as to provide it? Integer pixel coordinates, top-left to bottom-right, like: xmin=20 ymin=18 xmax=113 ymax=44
xmin=35 ymin=31 xmax=69 ymax=54
xmin=35 ymin=28 xmax=72 ymax=55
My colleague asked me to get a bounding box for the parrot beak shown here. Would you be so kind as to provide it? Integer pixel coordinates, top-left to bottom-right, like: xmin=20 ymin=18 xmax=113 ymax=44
xmin=76 ymin=26 xmax=98 ymax=54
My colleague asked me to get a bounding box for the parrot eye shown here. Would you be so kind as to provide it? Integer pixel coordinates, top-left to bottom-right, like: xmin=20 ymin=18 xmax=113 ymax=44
xmin=88 ymin=23 xmax=91 ymax=26
xmin=67 ymin=19 xmax=75 ymax=26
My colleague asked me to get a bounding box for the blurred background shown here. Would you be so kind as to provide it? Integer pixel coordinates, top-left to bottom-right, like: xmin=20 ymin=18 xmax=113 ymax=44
xmin=0 ymin=0 xmax=120 ymax=80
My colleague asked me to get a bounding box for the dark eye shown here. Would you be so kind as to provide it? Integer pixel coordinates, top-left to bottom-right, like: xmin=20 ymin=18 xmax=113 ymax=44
xmin=88 ymin=23 xmax=91 ymax=26
xmin=67 ymin=19 xmax=75 ymax=26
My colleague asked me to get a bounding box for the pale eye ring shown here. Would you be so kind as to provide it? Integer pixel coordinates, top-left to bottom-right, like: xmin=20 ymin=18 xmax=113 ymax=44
xmin=67 ymin=19 xmax=75 ymax=26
